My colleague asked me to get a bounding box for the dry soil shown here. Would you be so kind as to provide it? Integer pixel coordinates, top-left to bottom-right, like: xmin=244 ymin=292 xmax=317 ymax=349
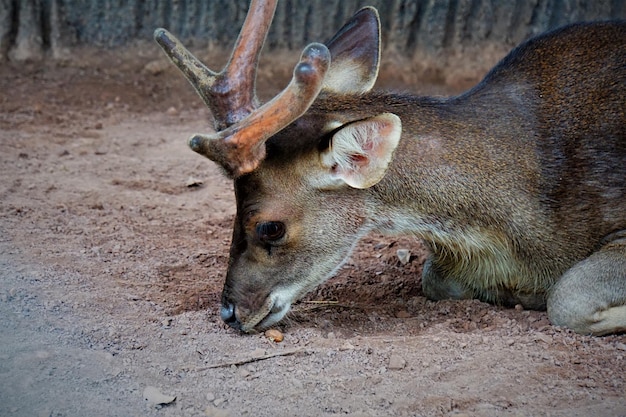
xmin=1 ymin=45 xmax=625 ymax=417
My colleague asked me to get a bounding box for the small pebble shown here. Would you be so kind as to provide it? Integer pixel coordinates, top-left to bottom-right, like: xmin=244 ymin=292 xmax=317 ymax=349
xmin=388 ymin=353 xmax=406 ymax=370
xmin=395 ymin=310 xmax=411 ymax=319
xmin=205 ymin=405 xmax=231 ymax=417
xmin=339 ymin=342 xmax=355 ymax=351
xmin=396 ymin=249 xmax=411 ymax=264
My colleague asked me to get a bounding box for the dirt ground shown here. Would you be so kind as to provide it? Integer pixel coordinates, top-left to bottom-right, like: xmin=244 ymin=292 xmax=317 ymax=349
xmin=1 ymin=43 xmax=625 ymax=417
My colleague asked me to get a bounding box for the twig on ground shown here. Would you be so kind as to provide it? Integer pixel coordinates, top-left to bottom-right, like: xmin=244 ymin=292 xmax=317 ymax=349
xmin=196 ymin=347 xmax=309 ymax=370
xmin=301 ymin=300 xmax=340 ymax=305
xmin=295 ymin=300 xmax=370 ymax=311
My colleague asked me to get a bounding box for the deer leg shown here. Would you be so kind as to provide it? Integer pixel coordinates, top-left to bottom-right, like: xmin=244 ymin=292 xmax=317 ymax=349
xmin=421 ymin=255 xmax=548 ymax=309
xmin=421 ymin=257 xmax=474 ymax=301
xmin=547 ymin=236 xmax=626 ymax=335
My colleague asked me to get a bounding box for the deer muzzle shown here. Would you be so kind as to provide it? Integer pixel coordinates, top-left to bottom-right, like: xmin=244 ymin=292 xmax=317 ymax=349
xmin=220 ymin=288 xmax=293 ymax=332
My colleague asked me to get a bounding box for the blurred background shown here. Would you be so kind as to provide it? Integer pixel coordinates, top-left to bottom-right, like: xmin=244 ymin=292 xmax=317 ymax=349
xmin=2 ymin=1 xmax=624 ymax=90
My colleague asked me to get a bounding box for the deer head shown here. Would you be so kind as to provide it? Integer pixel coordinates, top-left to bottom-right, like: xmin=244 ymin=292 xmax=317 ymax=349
xmin=156 ymin=1 xmax=402 ymax=332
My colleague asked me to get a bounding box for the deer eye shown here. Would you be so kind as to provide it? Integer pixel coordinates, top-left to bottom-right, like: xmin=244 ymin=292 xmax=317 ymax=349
xmin=256 ymin=221 xmax=286 ymax=243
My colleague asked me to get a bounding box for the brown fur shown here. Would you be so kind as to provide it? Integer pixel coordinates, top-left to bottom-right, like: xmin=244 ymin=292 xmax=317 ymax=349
xmin=160 ymin=11 xmax=625 ymax=335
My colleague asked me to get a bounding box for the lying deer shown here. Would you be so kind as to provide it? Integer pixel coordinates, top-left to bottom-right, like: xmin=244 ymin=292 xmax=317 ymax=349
xmin=155 ymin=0 xmax=625 ymax=335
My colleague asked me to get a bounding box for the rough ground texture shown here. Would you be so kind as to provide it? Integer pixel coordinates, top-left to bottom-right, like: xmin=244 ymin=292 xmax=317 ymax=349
xmin=1 ymin=44 xmax=625 ymax=417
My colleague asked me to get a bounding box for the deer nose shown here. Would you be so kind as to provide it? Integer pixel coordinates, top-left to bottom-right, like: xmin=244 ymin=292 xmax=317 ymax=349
xmin=220 ymin=302 xmax=241 ymax=330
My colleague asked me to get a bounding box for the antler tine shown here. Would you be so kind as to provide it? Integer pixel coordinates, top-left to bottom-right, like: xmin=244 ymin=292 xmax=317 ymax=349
xmin=155 ymin=0 xmax=327 ymax=178
xmin=223 ymin=0 xmax=278 ymax=118
xmin=154 ymin=0 xmax=277 ymax=130
xmin=189 ymin=43 xmax=331 ymax=177
xmin=153 ymin=28 xmax=219 ymax=112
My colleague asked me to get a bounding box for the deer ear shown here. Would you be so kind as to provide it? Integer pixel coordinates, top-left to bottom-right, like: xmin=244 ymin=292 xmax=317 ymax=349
xmin=323 ymin=7 xmax=381 ymax=94
xmin=321 ymin=113 xmax=401 ymax=189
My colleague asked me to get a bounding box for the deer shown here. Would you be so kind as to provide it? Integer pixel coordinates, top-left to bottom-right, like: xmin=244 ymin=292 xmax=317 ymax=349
xmin=155 ymin=0 xmax=626 ymax=336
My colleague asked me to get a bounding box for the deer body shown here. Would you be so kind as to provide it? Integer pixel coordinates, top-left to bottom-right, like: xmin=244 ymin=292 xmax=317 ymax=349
xmin=368 ymin=22 xmax=625 ymax=308
xmin=156 ymin=2 xmax=625 ymax=335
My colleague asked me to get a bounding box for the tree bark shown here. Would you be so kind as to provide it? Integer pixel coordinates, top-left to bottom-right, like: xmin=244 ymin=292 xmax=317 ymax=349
xmin=0 ymin=0 xmax=623 ymax=61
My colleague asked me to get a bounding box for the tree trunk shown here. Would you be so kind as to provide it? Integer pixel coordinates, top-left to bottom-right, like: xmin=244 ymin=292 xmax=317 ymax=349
xmin=0 ymin=0 xmax=623 ymax=61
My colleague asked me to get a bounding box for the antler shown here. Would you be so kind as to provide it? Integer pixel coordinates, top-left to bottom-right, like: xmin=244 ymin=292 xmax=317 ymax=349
xmin=154 ymin=0 xmax=331 ymax=177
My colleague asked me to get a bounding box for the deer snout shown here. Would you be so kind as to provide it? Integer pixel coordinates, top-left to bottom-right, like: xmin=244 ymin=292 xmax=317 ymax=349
xmin=220 ymin=287 xmax=293 ymax=332
xmin=219 ymin=288 xmax=279 ymax=332
xmin=220 ymin=301 xmax=241 ymax=330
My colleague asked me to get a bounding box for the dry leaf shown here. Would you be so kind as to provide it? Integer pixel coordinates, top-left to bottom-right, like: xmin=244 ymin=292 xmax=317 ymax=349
xmin=143 ymin=386 xmax=176 ymax=406
xmin=186 ymin=176 xmax=204 ymax=187
xmin=264 ymin=329 xmax=284 ymax=343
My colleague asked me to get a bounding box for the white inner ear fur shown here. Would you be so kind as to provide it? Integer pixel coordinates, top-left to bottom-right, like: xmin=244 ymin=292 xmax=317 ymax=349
xmin=322 ymin=60 xmax=378 ymax=94
xmin=320 ymin=113 xmax=402 ymax=189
